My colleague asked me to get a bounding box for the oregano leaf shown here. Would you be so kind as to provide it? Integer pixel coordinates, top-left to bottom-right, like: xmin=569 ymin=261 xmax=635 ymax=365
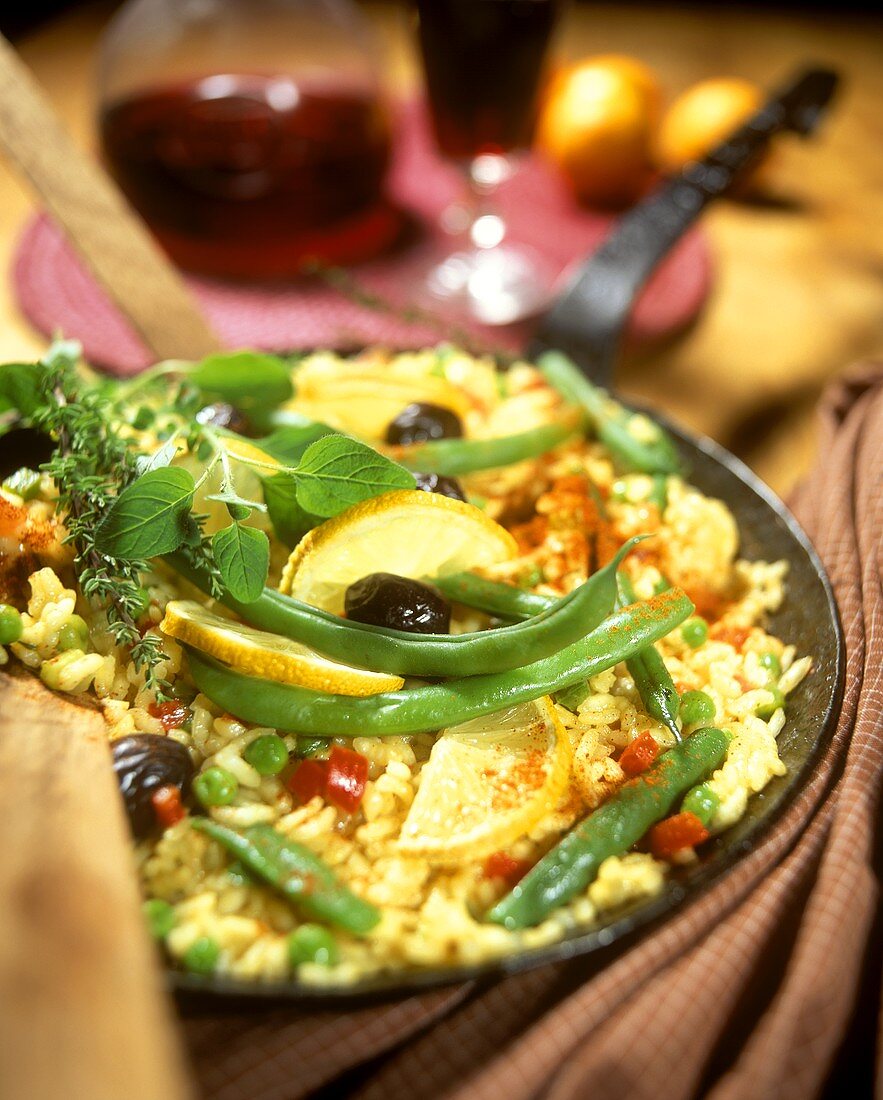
xmin=136 ymin=438 xmax=178 ymax=474
xmin=0 ymin=363 xmax=45 ymax=421
xmin=294 ymin=436 xmax=415 ymax=518
xmin=257 ymin=421 xmax=336 ymax=465
xmin=94 ymin=467 xmax=196 ymax=559
xmin=212 ymin=522 xmax=269 ymax=603
xmin=186 ymin=351 xmax=293 ymax=413
xmin=261 ymin=473 xmax=320 ymax=548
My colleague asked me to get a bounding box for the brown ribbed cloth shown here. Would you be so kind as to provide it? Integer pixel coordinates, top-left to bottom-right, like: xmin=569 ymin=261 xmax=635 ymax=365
xmin=182 ymin=363 xmax=883 ymax=1100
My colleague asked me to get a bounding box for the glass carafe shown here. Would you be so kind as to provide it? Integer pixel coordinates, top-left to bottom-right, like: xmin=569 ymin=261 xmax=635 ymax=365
xmin=97 ymin=0 xmax=397 ymax=279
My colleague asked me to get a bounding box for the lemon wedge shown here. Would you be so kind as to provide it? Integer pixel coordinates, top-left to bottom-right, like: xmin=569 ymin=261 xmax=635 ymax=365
xmin=279 ymin=489 xmax=518 ymax=613
xmin=285 ymin=364 xmax=473 ymax=441
xmin=398 ymin=697 xmax=571 ymax=863
xmin=161 ymin=600 xmax=404 ymax=695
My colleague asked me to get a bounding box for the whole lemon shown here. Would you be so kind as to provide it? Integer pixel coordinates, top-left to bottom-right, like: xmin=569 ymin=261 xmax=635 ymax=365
xmin=655 ymin=77 xmax=764 ymax=174
xmin=536 ymin=55 xmax=662 ymax=209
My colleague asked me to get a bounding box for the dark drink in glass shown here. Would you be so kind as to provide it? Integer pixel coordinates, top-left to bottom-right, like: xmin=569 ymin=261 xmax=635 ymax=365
xmin=413 ymin=0 xmax=565 ymax=325
xmin=415 ymin=0 xmax=562 ymax=161
xmin=100 ymin=74 xmax=395 ymax=279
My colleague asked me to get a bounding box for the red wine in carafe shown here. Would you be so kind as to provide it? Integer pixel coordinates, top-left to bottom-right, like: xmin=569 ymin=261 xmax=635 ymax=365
xmin=100 ymin=74 xmax=395 ymax=278
xmin=415 ymin=0 xmax=562 ymax=161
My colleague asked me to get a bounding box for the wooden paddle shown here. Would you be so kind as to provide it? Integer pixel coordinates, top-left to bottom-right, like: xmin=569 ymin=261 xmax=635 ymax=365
xmin=0 ymin=30 xmax=221 ymax=1100
xmin=0 ymin=31 xmax=220 ymax=362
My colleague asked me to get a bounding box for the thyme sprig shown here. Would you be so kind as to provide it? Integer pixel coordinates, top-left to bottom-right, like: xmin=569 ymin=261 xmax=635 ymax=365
xmin=32 ymin=345 xmax=216 ymax=697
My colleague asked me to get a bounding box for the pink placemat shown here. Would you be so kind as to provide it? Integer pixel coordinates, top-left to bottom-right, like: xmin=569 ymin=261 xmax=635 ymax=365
xmin=12 ymin=102 xmax=713 ymax=375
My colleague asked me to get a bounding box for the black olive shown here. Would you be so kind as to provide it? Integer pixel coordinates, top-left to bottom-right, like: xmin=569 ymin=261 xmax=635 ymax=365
xmin=195 ymin=402 xmax=252 ymax=436
xmin=385 ymin=402 xmax=463 ymax=446
xmin=413 ymin=471 xmax=467 ymax=502
xmin=110 ymin=734 xmax=195 ymax=839
xmin=344 ymin=572 xmax=451 ymax=634
xmin=0 ymin=428 xmax=54 ymax=481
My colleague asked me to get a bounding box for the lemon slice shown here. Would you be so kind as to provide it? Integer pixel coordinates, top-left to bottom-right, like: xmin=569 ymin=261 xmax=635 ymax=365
xmin=398 ymin=697 xmax=571 ymax=863
xmin=279 ymin=489 xmax=518 ymax=613
xmin=161 ymin=600 xmax=404 ymax=695
xmin=285 ymin=368 xmax=473 ymax=441
xmin=174 ymin=437 xmax=280 ymax=535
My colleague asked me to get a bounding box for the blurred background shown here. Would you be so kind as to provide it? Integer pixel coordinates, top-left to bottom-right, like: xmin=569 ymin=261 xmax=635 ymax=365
xmin=0 ymin=0 xmax=880 ymax=499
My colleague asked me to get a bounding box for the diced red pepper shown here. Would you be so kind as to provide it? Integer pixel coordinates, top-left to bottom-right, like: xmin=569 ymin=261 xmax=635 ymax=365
xmin=286 ymin=759 xmax=328 ymax=805
xmin=482 ymin=851 xmax=532 ymax=886
xmin=649 ymin=811 xmax=710 ymax=860
xmin=325 ymin=746 xmax=369 ymax=814
xmin=148 ymin=700 xmax=191 ymax=731
xmin=618 ymin=731 xmax=660 ymax=777
xmin=151 ymin=785 xmax=186 ymax=828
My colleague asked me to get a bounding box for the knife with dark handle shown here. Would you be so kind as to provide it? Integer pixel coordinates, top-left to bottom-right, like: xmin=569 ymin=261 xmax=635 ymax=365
xmin=528 ymin=66 xmax=840 ymax=387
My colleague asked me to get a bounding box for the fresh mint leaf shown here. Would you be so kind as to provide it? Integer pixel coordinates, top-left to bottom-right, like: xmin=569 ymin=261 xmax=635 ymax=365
xmin=212 ymin=522 xmax=269 ymax=602
xmin=94 ymin=467 xmax=196 ymax=559
xmin=261 ymin=473 xmax=319 ymax=548
xmin=294 ymin=436 xmax=415 ymax=518
xmin=186 ymin=351 xmax=293 ymax=414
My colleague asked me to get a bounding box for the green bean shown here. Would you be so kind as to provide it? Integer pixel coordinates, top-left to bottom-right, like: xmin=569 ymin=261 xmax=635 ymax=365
xmin=167 ymin=539 xmax=638 ymax=679
xmin=441 ymin=567 xmax=681 ymax=728
xmin=394 ymin=415 xmax=583 ymax=476
xmin=538 ymin=351 xmax=682 ymax=475
xmin=617 ymin=573 xmax=681 ymax=740
xmin=185 ymin=588 xmax=694 ymax=736
xmin=487 ymin=727 xmax=729 ymax=929
xmin=430 ymin=572 xmax=553 ymax=621
xmin=193 ymin=820 xmax=380 ymax=935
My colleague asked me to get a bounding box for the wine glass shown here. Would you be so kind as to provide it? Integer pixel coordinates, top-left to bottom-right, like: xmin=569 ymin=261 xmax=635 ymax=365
xmin=414 ymin=0 xmax=565 ymax=324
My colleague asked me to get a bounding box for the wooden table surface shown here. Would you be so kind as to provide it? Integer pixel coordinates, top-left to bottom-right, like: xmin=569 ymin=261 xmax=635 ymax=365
xmin=1 ymin=0 xmax=881 ymax=496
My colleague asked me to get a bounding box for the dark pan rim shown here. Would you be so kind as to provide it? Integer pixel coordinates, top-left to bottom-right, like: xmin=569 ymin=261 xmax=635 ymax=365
xmin=171 ymin=415 xmax=845 ymax=1007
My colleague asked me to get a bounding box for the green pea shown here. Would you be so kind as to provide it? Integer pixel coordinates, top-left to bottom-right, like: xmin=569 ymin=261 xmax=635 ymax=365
xmin=288 ymin=924 xmax=339 ymax=968
xmin=520 ymin=565 xmax=544 ymax=589
xmin=193 ymin=766 xmax=239 ymax=807
xmin=679 ymin=690 xmax=715 ymax=726
xmin=755 ymin=686 xmax=785 ymax=720
xmin=294 ymin=736 xmax=329 ymax=759
xmin=0 ymin=604 xmax=23 ymax=646
xmin=2 ymin=467 xmax=42 ymax=501
xmin=758 ymin=651 xmax=782 ymax=679
xmin=682 ymin=783 xmax=720 ymax=827
xmin=143 ymin=898 xmax=176 ymax=940
xmin=681 ymin=617 xmax=709 ymax=649
xmin=183 ymin=936 xmax=220 ymax=975
xmin=243 ymin=734 xmax=289 ymax=776
xmin=57 ymin=614 xmax=90 ymax=652
xmin=610 ymin=479 xmax=629 ymax=502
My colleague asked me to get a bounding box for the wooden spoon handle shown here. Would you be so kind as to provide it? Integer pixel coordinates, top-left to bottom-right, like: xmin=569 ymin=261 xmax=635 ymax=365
xmin=0 ymin=674 xmax=192 ymax=1100
xmin=0 ymin=31 xmax=221 ymax=362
